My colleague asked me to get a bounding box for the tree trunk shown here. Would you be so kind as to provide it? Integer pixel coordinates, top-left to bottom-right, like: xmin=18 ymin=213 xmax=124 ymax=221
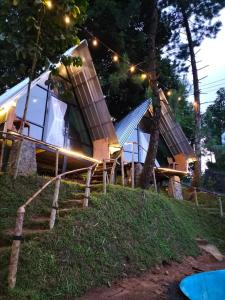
xmin=182 ymin=9 xmax=201 ymax=187
xmin=140 ymin=1 xmax=161 ymax=189
xmin=20 ymin=13 xmax=44 ymax=134
xmin=14 ymin=10 xmax=45 ymax=179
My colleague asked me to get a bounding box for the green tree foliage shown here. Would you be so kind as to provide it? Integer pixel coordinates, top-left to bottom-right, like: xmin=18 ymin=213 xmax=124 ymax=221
xmin=81 ymin=0 xmax=183 ymax=121
xmin=203 ymin=88 xmax=225 ymax=147
xmin=159 ymin=0 xmax=224 ymax=71
xmin=167 ymin=81 xmax=195 ymax=143
xmin=159 ymin=0 xmax=225 ymax=185
xmin=203 ymin=88 xmax=225 ymax=170
xmin=0 ymin=0 xmax=87 ymax=93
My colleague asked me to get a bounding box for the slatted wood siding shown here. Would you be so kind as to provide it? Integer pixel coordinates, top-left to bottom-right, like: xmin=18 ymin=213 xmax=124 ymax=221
xmin=61 ymin=40 xmax=118 ymax=145
xmin=158 ymin=90 xmax=194 ymax=157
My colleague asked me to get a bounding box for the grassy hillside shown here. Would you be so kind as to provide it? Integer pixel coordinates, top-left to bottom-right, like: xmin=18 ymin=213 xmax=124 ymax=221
xmin=0 ymin=175 xmax=225 ymax=300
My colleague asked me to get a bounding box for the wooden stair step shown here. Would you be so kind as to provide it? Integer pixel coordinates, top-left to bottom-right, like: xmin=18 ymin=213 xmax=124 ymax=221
xmin=58 ymin=207 xmax=80 ymax=217
xmin=60 ymin=199 xmax=83 ymax=208
xmin=92 ymin=174 xmax=104 ymax=178
xmin=72 ymin=193 xmax=85 ymax=200
xmin=29 ymin=216 xmax=50 ymax=223
xmin=28 ymin=216 xmax=50 ymax=229
xmin=93 ymin=171 xmax=111 ymax=176
xmin=59 ymin=207 xmax=79 ymax=212
xmin=5 ymin=228 xmax=49 ymax=237
xmin=95 ymin=167 xmax=113 ymax=172
xmin=90 ymin=184 xmax=102 ymax=188
xmin=83 ymin=184 xmax=102 ymax=192
xmin=99 ymin=161 xmax=114 ymax=164
xmin=91 ymin=181 xmax=103 ymax=184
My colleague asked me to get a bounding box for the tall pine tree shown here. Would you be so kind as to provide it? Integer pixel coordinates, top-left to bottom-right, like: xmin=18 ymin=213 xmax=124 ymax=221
xmin=159 ymin=0 xmax=225 ymax=186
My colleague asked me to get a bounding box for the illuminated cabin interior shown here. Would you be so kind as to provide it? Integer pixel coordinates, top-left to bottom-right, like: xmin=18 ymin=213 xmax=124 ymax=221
xmin=115 ymin=90 xmax=196 ymax=177
xmin=0 ymin=40 xmax=118 ymax=174
xmin=0 ymin=40 xmax=195 ymax=178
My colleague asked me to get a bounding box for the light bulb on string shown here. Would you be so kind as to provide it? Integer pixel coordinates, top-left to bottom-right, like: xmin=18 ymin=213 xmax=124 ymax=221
xmin=64 ymin=15 xmax=71 ymax=25
xmin=167 ymin=90 xmax=172 ymax=96
xmin=92 ymin=38 xmax=98 ymax=47
xmin=178 ymin=96 xmax=182 ymax=101
xmin=113 ymin=54 xmax=119 ymax=62
xmin=141 ymin=73 xmax=147 ymax=80
xmin=46 ymin=0 xmax=53 ymax=9
xmin=129 ymin=65 xmax=135 ymax=73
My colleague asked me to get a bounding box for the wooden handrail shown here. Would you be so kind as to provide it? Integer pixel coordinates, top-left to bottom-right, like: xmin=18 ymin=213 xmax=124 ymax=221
xmin=0 ymin=131 xmax=100 ymax=164
xmin=8 ymin=163 xmax=96 ymax=289
xmin=23 ymin=165 xmax=96 ymax=209
xmin=0 ymin=130 xmax=57 ymax=152
xmin=109 ymin=150 xmax=122 ymax=184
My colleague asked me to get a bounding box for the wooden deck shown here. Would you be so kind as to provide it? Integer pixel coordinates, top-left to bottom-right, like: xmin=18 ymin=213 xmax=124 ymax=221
xmin=0 ymin=133 xmax=97 ymax=175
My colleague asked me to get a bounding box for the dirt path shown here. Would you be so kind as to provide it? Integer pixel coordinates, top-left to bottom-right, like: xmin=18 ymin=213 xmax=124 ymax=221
xmin=75 ymin=252 xmax=225 ymax=300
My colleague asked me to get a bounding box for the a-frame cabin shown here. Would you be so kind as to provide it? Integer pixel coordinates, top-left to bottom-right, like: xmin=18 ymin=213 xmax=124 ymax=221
xmin=115 ymin=90 xmax=195 ymax=173
xmin=0 ymin=40 xmax=195 ymax=186
xmin=0 ymin=40 xmax=118 ymax=174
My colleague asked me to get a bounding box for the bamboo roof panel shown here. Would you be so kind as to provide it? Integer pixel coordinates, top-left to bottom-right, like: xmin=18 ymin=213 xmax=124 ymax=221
xmin=68 ymin=40 xmax=118 ymax=145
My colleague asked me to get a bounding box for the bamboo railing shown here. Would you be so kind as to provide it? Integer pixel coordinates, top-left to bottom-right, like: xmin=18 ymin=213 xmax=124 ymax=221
xmin=102 ymin=150 xmax=122 ymax=192
xmin=0 ymin=131 xmax=99 ymax=173
xmin=7 ymin=152 xmax=123 ymax=289
xmin=7 ymin=164 xmax=97 ymax=289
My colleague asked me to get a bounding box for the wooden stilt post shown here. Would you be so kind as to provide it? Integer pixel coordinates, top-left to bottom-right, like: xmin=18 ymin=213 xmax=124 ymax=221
xmin=13 ymin=140 xmax=23 ymax=179
xmin=8 ymin=206 xmax=25 ymax=289
xmin=103 ymin=159 xmax=107 ymax=194
xmin=49 ymin=177 xmax=61 ymax=229
xmin=218 ymin=197 xmax=223 ymax=217
xmin=0 ymin=137 xmax=5 ymax=172
xmin=194 ymin=187 xmax=199 ymax=207
xmin=153 ymin=168 xmax=157 ymax=192
xmin=55 ymin=150 xmax=59 ymax=176
xmin=110 ymin=159 xmax=117 ymax=184
xmin=121 ymin=148 xmax=125 ymax=186
xmin=131 ymin=143 xmax=135 ymax=189
xmin=83 ymin=168 xmax=92 ymax=207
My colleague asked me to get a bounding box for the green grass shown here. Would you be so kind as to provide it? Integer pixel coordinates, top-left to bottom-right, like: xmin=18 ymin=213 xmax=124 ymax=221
xmin=0 ymin=175 xmax=225 ymax=300
xmin=0 ymin=175 xmax=84 ymax=235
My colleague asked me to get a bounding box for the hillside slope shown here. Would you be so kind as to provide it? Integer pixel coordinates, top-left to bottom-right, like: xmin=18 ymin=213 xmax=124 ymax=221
xmin=0 ymin=175 xmax=225 ymax=300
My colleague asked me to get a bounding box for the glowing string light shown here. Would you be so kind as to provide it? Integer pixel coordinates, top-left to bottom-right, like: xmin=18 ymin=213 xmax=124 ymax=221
xmin=130 ymin=65 xmax=135 ymax=73
xmin=45 ymin=0 xmax=53 ymax=9
xmin=141 ymin=73 xmax=147 ymax=80
xmin=64 ymin=15 xmax=71 ymax=24
xmin=92 ymin=38 xmax=98 ymax=47
xmin=83 ymin=28 xmax=176 ymax=93
xmin=113 ymin=54 xmax=119 ymax=62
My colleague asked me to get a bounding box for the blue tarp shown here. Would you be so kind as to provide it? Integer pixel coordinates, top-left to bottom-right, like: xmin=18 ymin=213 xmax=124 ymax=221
xmin=180 ymin=269 xmax=225 ymax=300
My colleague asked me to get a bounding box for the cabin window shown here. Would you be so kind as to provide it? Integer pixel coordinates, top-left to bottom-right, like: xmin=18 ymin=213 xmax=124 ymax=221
xmin=15 ymin=78 xmax=93 ymax=157
xmin=16 ymin=85 xmax=47 ymax=127
xmin=138 ymin=131 xmax=150 ymax=163
xmin=64 ymin=105 xmax=92 ymax=156
xmin=29 ymin=124 xmax=43 ymax=140
xmin=15 ymin=85 xmax=47 ymax=139
xmin=123 ymin=129 xmax=139 ymax=162
xmin=44 ymin=96 xmax=66 ymax=147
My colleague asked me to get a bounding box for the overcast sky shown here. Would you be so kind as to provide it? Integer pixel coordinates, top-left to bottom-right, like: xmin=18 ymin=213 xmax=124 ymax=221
xmin=188 ymin=8 xmax=225 ymax=112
